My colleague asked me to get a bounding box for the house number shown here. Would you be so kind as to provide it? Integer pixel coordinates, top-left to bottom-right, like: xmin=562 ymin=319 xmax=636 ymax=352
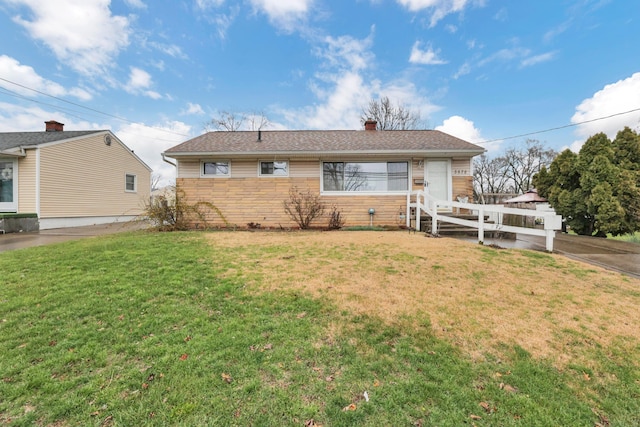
xmin=452 ymin=168 xmax=469 ymax=176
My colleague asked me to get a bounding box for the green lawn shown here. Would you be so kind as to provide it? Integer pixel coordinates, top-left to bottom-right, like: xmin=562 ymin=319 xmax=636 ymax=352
xmin=1 ymin=231 xmax=638 ymax=426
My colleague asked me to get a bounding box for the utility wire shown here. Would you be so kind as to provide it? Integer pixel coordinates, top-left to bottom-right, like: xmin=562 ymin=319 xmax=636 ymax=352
xmin=0 ymin=76 xmax=192 ymax=138
xmin=2 ymin=75 xmax=640 ymax=144
xmin=476 ymin=107 xmax=640 ymax=145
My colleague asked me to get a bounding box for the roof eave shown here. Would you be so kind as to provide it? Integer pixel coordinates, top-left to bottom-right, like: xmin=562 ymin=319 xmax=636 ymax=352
xmin=163 ymin=148 xmax=486 ymax=159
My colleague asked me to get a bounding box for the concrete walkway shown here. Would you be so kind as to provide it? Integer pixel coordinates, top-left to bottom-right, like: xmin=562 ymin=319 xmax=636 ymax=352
xmin=470 ymin=232 xmax=640 ymax=279
xmin=0 ymin=222 xmax=147 ymax=253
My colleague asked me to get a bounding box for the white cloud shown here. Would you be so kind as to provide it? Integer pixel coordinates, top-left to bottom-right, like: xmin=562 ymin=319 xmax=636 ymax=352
xmin=248 ymin=0 xmax=313 ymax=32
xmin=117 ymin=121 xmax=194 ymax=186
xmin=396 ymin=0 xmax=481 ymax=27
xmin=148 ymin=42 xmax=188 ymax=59
xmin=570 ymin=72 xmax=640 ymax=150
xmin=196 ymin=0 xmax=225 ymax=9
xmin=436 ymin=115 xmax=482 ymax=142
xmin=8 ymin=0 xmax=131 ymax=77
xmin=181 ymin=103 xmax=205 ymax=116
xmin=124 ymin=67 xmax=161 ymax=99
xmin=0 ymin=55 xmax=92 ymax=100
xmin=520 ymin=51 xmax=557 ymax=68
xmin=409 ymin=41 xmax=447 ymax=65
xmin=124 ymin=0 xmax=146 ymax=9
xmin=453 ymin=62 xmax=471 ymax=79
xmin=0 ymin=102 xmax=103 ymax=132
xmin=316 ymin=32 xmax=375 ymax=72
xmin=282 ymin=30 xmax=438 ymax=130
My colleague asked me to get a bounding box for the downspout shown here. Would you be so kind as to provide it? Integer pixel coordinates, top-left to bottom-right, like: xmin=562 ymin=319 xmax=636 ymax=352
xmin=161 ymin=153 xmax=176 ymax=167
xmin=35 ymin=147 xmax=40 ymax=219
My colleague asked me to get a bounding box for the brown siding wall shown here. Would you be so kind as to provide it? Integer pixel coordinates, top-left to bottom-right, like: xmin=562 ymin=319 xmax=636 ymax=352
xmin=38 ymin=134 xmax=151 ymax=218
xmin=177 ymin=177 xmax=407 ymax=228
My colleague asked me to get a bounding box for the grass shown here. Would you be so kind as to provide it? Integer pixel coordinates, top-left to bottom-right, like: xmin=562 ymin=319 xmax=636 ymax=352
xmin=609 ymin=231 xmax=640 ymax=244
xmin=1 ymin=231 xmax=639 ymax=426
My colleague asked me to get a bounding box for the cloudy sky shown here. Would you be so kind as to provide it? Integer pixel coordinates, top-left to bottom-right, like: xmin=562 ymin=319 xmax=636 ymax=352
xmin=0 ymin=0 xmax=638 ymax=184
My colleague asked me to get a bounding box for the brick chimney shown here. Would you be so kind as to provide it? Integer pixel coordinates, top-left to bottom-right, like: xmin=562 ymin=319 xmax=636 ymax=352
xmin=45 ymin=120 xmax=64 ymax=132
xmin=364 ymin=119 xmax=377 ymax=131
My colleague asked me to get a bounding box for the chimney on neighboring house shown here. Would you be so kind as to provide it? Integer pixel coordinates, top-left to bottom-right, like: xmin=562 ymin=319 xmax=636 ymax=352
xmin=45 ymin=120 xmax=64 ymax=132
xmin=364 ymin=119 xmax=377 ymax=131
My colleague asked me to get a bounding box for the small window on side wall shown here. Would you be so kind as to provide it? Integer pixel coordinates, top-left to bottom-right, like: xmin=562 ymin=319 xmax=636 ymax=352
xmin=202 ymin=161 xmax=230 ymax=177
xmin=125 ymin=174 xmax=137 ymax=192
xmin=260 ymin=160 xmax=288 ymax=176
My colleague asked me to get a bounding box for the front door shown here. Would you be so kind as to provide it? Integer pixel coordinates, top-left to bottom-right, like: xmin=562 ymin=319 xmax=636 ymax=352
xmin=0 ymin=159 xmax=17 ymax=212
xmin=425 ymin=160 xmax=450 ymax=206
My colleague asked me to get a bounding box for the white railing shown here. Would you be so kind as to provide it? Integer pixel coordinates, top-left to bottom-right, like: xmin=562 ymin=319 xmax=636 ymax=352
xmin=406 ymin=190 xmax=563 ymax=252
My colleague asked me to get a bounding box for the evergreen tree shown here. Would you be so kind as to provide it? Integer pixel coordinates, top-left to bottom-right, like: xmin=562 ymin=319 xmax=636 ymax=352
xmin=534 ymin=127 xmax=640 ymax=237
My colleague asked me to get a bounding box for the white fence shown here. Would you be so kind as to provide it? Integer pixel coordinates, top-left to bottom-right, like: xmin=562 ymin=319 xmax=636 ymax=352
xmin=406 ymin=190 xmax=563 ymax=252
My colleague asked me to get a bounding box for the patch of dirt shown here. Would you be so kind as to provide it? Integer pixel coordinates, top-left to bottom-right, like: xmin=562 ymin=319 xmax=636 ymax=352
xmin=207 ymin=231 xmax=640 ymax=366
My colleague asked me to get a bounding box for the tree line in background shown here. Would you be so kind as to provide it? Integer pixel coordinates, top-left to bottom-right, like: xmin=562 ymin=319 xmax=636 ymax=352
xmin=534 ymin=127 xmax=640 ymax=237
xmin=472 ymin=139 xmax=557 ymax=203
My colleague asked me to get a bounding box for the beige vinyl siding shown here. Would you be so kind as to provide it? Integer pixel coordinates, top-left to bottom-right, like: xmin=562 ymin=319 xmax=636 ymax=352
xmin=178 ymin=161 xmax=200 ymax=178
xmin=17 ymin=150 xmax=37 ymax=213
xmin=231 ymin=160 xmax=256 ymax=178
xmin=290 ymin=161 xmax=319 ymax=178
xmin=38 ymin=134 xmax=151 ymax=218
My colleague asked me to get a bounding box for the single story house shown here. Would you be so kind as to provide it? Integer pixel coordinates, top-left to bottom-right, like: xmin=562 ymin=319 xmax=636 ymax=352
xmin=0 ymin=120 xmax=152 ymax=230
xmin=163 ymin=120 xmax=485 ymax=228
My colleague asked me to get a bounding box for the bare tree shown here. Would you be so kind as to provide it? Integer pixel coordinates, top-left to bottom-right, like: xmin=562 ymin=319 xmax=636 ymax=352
xmin=204 ymin=110 xmax=270 ymax=132
xmin=151 ymin=173 xmax=162 ymax=192
xmin=361 ymin=96 xmax=423 ymax=130
xmin=472 ymin=154 xmax=511 ymax=203
xmin=473 ymin=140 xmax=557 ymax=203
xmin=502 ymin=139 xmax=557 ymax=194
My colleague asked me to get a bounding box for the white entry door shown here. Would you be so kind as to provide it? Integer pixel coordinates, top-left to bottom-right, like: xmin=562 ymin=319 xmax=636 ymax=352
xmin=0 ymin=159 xmax=17 ymax=212
xmin=425 ymin=160 xmax=450 ymax=204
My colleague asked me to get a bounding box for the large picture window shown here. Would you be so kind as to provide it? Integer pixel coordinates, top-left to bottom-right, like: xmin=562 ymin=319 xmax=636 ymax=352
xmin=323 ymin=161 xmax=408 ymax=192
xmin=202 ymin=161 xmax=230 ymax=177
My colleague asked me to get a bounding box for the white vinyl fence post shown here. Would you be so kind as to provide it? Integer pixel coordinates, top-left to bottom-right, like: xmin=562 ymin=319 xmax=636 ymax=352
xmin=478 ymin=206 xmax=485 ymax=244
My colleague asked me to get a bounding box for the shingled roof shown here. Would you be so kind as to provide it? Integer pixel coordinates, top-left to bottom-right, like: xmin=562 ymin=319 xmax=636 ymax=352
xmin=0 ymin=130 xmax=102 ymax=152
xmin=164 ymin=129 xmax=485 ymax=158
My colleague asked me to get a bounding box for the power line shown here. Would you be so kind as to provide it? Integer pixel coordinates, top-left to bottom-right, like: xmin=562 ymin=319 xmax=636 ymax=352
xmin=476 ymin=107 xmax=640 ymax=145
xmin=0 ymin=76 xmax=192 ymax=138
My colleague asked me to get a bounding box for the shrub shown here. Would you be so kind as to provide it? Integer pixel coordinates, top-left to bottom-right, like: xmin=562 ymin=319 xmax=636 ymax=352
xmin=283 ymin=186 xmax=325 ymax=229
xmin=141 ymin=186 xmax=228 ymax=231
xmin=327 ymin=205 xmax=345 ymax=230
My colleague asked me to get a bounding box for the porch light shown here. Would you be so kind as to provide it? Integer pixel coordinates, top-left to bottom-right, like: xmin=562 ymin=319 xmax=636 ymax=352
xmin=368 ymin=208 xmax=375 ymax=227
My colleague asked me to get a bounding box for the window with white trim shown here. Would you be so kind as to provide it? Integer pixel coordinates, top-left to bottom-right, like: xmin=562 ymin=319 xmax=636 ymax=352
xmin=322 ymin=161 xmax=408 ymax=192
xmin=125 ymin=173 xmax=137 ymax=192
xmin=260 ymin=160 xmax=288 ymax=176
xmin=201 ymin=161 xmax=230 ymax=177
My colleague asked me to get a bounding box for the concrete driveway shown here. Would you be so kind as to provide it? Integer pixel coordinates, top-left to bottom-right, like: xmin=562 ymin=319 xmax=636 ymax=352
xmin=476 ymin=232 xmax=640 ymax=279
xmin=0 ymin=222 xmax=147 ymax=253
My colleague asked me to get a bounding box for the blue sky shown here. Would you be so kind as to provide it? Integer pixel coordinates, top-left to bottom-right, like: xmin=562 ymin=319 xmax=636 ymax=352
xmin=0 ymin=0 xmax=639 ymax=185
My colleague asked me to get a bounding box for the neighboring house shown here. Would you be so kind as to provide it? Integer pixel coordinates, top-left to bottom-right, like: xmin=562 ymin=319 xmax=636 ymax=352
xmin=0 ymin=120 xmax=152 ymax=230
xmin=163 ymin=120 xmax=485 ymax=228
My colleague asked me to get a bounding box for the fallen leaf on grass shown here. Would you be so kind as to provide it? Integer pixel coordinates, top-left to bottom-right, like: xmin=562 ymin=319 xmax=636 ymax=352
xmin=142 ymin=383 xmax=149 ymax=389
xmin=325 ymin=375 xmax=334 ymax=382
xmin=583 ymin=372 xmax=591 ymax=381
xmin=184 ymin=335 xmax=192 ymax=342
xmin=147 ymin=373 xmax=155 ymax=382
xmin=470 ymin=414 xmax=482 ymax=420
xmin=179 ymin=354 xmax=188 ymax=361
xmin=342 ymin=403 xmax=357 ymax=411
xmin=304 ymin=419 xmax=322 ymax=427
xmin=263 ymin=343 xmax=273 ymax=350
xmin=499 ymin=383 xmax=518 ymax=393
xmin=221 ymin=373 xmax=233 ymax=383
xmin=373 ymin=379 xmax=381 ymax=387
xmin=479 ymin=401 xmax=496 ymax=413
xmin=297 ymin=312 xmax=307 ymax=319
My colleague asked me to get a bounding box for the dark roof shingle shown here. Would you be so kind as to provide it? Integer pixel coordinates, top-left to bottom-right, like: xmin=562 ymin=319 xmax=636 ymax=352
xmin=164 ymin=129 xmax=484 ymax=156
xmin=0 ymin=131 xmax=103 ymax=151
